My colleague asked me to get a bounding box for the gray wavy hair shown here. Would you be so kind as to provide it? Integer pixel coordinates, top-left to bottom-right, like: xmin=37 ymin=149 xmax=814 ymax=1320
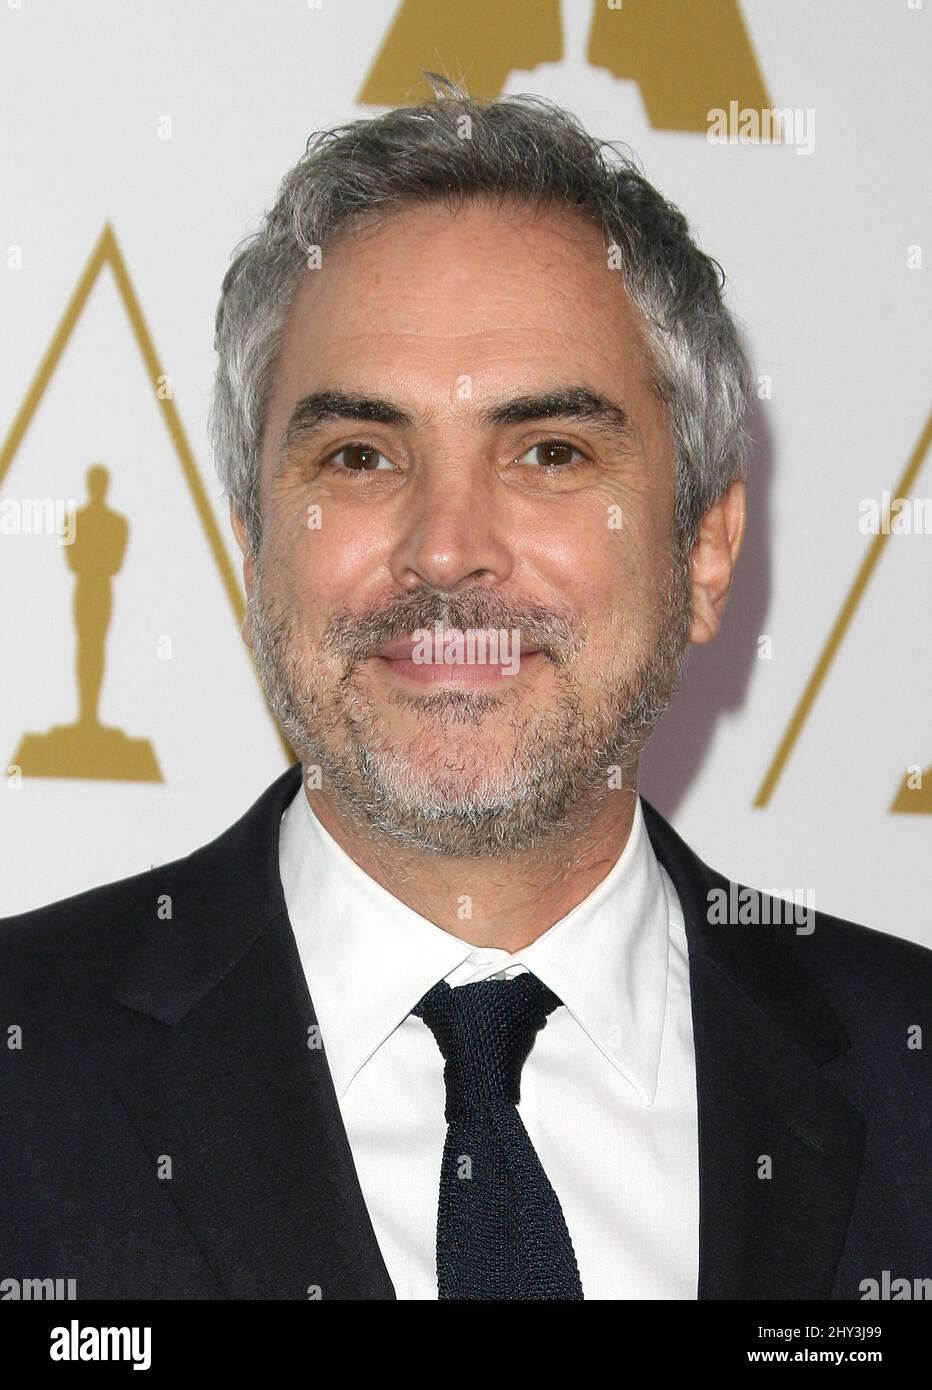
xmin=209 ymin=74 xmax=753 ymax=558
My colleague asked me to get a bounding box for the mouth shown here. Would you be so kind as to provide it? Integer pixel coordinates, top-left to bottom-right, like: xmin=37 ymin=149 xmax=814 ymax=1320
xmin=370 ymin=635 xmax=542 ymax=686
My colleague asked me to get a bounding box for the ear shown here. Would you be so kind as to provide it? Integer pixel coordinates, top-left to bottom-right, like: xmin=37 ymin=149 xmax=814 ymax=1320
xmin=229 ymin=501 xmax=257 ymax=651
xmin=688 ymin=478 xmax=747 ymax=645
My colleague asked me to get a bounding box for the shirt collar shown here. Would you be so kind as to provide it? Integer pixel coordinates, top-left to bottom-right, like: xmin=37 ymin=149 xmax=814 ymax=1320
xmin=279 ymin=785 xmax=677 ymax=1106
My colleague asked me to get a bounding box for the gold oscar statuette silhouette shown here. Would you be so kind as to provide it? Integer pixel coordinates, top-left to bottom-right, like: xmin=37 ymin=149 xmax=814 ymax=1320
xmin=11 ymin=464 xmax=162 ymax=781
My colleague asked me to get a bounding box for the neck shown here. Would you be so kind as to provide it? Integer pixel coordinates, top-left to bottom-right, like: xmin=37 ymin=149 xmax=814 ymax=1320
xmin=303 ymin=774 xmax=640 ymax=953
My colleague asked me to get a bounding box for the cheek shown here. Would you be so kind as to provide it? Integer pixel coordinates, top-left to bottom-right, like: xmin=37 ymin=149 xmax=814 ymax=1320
xmin=540 ymin=504 xmax=660 ymax=614
xmin=268 ymin=508 xmax=381 ymax=611
xmin=551 ymin=512 xmax=673 ymax=668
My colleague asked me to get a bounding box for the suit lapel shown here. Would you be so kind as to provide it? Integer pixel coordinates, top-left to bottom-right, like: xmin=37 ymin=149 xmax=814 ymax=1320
xmin=640 ymin=796 xmax=865 ymax=1299
xmin=109 ymin=765 xmax=396 ymax=1300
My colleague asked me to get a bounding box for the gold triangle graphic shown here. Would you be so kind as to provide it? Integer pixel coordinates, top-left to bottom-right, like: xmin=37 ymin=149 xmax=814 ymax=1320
xmin=586 ymin=0 xmax=773 ymax=133
xmin=890 ymin=768 xmax=932 ymax=813
xmin=1 ymin=222 xmax=295 ymax=776
xmin=358 ymin=0 xmax=773 ymax=128
xmin=754 ymin=407 xmax=932 ymax=811
xmin=358 ymin=0 xmax=562 ymax=106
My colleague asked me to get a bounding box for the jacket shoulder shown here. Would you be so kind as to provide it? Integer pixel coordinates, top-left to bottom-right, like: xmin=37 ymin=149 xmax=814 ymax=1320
xmin=0 ymin=766 xmax=300 ymax=1003
xmin=781 ymin=904 xmax=932 ymax=1017
xmin=0 ymin=855 xmax=193 ymax=997
xmin=640 ymin=793 xmax=932 ymax=1014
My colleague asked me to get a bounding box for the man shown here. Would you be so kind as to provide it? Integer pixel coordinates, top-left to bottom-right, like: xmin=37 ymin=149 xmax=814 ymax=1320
xmin=2 ymin=80 xmax=930 ymax=1302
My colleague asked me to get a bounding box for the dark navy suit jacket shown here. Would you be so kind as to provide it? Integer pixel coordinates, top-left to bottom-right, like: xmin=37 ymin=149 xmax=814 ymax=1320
xmin=1 ymin=763 xmax=930 ymax=1299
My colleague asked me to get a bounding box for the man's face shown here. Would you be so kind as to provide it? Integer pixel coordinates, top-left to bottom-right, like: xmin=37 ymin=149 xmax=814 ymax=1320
xmin=239 ymin=198 xmax=694 ymax=856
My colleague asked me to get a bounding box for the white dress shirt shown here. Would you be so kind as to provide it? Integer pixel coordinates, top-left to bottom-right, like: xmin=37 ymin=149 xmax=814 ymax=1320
xmin=278 ymin=784 xmax=699 ymax=1299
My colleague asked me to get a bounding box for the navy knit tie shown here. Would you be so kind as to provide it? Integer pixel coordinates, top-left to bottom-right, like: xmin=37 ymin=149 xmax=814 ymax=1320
xmin=412 ymin=971 xmax=584 ymax=1300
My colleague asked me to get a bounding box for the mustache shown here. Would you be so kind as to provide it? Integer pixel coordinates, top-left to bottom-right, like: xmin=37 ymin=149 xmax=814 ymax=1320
xmin=321 ymin=589 xmax=581 ymax=667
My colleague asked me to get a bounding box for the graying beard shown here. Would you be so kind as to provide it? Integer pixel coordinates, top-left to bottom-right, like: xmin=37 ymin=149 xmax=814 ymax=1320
xmin=247 ymin=556 xmax=691 ymax=858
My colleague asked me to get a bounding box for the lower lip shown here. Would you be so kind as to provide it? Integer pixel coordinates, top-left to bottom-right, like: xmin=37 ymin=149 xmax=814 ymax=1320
xmin=372 ymin=652 xmax=542 ymax=685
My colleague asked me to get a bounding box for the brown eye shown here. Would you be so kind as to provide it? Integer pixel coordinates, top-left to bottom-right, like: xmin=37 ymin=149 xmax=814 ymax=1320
xmin=326 ymin=444 xmax=394 ymax=472
xmin=514 ymin=440 xmax=587 ymax=470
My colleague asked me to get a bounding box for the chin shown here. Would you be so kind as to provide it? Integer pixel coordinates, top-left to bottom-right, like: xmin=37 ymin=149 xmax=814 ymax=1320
xmin=359 ymin=745 xmax=521 ymax=804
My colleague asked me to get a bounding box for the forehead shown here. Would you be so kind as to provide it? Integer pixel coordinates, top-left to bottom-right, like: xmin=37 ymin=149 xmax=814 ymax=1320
xmin=264 ymin=197 xmax=660 ymax=437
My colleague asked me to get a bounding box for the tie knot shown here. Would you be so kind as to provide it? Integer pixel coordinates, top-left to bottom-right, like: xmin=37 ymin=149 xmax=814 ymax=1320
xmin=412 ymin=972 xmax=562 ymax=1121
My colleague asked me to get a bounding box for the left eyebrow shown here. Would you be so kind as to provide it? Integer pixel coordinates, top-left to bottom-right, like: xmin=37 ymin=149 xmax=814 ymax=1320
xmin=477 ymin=387 xmax=633 ymax=452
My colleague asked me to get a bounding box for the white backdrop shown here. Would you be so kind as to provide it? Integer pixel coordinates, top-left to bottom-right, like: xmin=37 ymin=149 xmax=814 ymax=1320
xmin=1 ymin=0 xmax=929 ymax=945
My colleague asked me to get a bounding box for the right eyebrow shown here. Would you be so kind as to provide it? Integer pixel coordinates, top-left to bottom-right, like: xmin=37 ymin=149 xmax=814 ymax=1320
xmin=280 ymin=391 xmax=417 ymax=459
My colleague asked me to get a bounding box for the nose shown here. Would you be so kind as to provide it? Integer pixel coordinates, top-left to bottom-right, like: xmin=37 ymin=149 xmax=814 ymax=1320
xmin=386 ymin=459 xmax=515 ymax=593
